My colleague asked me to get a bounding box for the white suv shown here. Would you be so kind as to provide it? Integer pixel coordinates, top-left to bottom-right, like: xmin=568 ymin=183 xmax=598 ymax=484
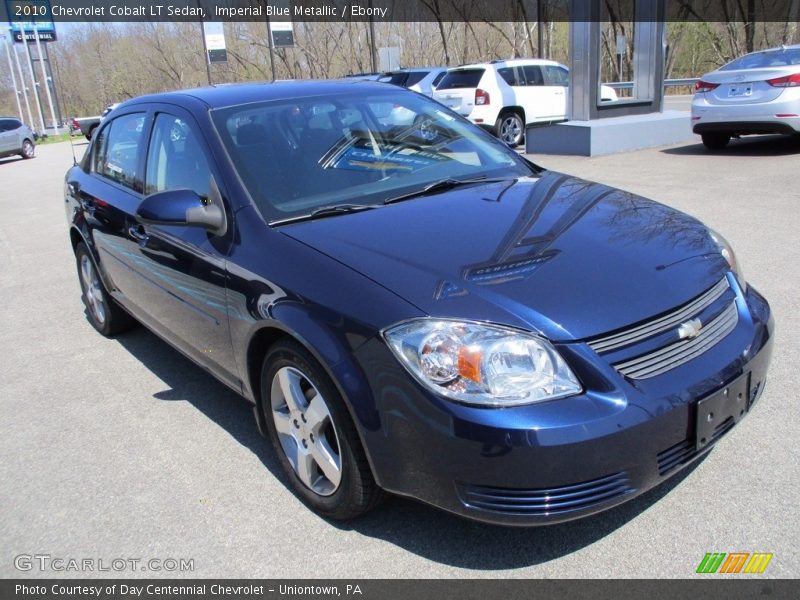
xmin=433 ymin=59 xmax=617 ymax=146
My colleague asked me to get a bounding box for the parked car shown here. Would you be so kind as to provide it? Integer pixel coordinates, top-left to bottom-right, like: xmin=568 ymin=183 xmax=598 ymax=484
xmin=68 ymin=117 xmax=83 ymax=136
xmin=0 ymin=116 xmax=35 ymax=159
xmin=692 ymin=44 xmax=800 ymax=150
xmin=74 ymin=103 xmax=119 ymax=141
xmin=378 ymin=67 xmax=448 ymax=97
xmin=434 ymin=58 xmax=618 ymax=146
xmin=341 ymin=72 xmax=382 ymax=82
xmin=65 ymin=81 xmax=773 ymax=526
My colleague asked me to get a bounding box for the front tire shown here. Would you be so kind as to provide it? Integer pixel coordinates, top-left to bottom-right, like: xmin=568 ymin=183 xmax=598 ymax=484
xmin=75 ymin=242 xmax=135 ymax=336
xmin=701 ymin=132 xmax=731 ymax=150
xmin=20 ymin=139 xmax=34 ymax=159
xmin=261 ymin=340 xmax=383 ymax=520
xmin=496 ymin=111 xmax=524 ymax=147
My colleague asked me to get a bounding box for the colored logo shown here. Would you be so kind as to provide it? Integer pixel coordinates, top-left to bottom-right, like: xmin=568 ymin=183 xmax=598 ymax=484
xmin=697 ymin=552 xmax=773 ymax=574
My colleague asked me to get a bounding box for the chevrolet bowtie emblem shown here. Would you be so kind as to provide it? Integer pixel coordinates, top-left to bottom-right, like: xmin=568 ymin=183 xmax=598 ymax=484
xmin=678 ymin=318 xmax=703 ymax=340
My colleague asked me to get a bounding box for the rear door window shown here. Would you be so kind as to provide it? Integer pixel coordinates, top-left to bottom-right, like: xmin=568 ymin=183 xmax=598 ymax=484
xmin=521 ymin=65 xmax=545 ymax=86
xmin=378 ymin=72 xmax=409 ymax=86
xmin=404 ymin=71 xmax=428 ymax=87
xmin=437 ymin=69 xmax=485 ymax=89
xmin=498 ymin=67 xmax=522 ymax=87
xmin=93 ymin=112 xmax=146 ymax=190
xmin=431 ymin=71 xmax=446 ymax=87
xmin=544 ymin=66 xmax=570 ymax=86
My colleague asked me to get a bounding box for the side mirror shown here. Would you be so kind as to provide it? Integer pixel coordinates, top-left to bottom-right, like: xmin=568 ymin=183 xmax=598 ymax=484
xmin=136 ymin=178 xmax=227 ymax=236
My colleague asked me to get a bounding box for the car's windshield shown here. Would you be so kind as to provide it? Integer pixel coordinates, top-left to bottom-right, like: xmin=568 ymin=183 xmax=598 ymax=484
xmin=211 ymin=90 xmax=534 ymax=223
xmin=720 ymin=47 xmax=800 ymax=70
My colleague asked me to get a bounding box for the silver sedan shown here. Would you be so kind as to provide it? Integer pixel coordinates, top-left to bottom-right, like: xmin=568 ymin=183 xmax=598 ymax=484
xmin=0 ymin=116 xmax=35 ymax=160
xmin=691 ymin=44 xmax=800 ymax=150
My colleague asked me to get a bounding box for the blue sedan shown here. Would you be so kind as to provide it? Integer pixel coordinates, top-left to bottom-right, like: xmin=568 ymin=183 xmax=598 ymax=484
xmin=64 ymin=81 xmax=773 ymax=525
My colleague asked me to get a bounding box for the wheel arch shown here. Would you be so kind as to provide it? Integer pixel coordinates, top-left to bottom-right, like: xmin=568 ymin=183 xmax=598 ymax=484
xmin=499 ymin=105 xmax=526 ymax=122
xmin=243 ymin=320 xmax=383 ymax=485
xmin=69 ymin=226 xmax=117 ymax=289
xmin=69 ymin=226 xmax=86 ymax=252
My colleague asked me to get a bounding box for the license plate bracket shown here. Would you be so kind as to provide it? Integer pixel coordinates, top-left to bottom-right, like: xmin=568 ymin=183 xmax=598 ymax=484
xmin=728 ymin=86 xmax=752 ymax=97
xmin=694 ymin=372 xmax=750 ymax=451
xmin=444 ymin=96 xmax=460 ymax=108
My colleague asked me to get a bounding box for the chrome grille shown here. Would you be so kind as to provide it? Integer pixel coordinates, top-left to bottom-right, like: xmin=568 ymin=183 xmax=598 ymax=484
xmin=457 ymin=472 xmax=635 ymax=516
xmin=614 ymin=300 xmax=738 ymax=379
xmin=589 ymin=278 xmax=730 ymax=354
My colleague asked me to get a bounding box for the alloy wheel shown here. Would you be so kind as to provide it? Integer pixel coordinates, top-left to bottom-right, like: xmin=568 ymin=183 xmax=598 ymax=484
xmin=500 ymin=115 xmax=522 ymax=146
xmin=22 ymin=140 xmax=34 ymax=158
xmin=270 ymin=366 xmax=342 ymax=496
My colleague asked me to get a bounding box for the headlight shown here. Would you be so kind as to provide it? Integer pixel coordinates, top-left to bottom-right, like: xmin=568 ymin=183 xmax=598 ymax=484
xmin=709 ymin=229 xmax=746 ymax=292
xmin=383 ymin=319 xmax=582 ymax=407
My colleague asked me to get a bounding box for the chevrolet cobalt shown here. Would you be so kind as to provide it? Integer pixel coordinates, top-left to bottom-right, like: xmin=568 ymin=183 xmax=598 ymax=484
xmin=65 ymin=82 xmax=773 ymax=525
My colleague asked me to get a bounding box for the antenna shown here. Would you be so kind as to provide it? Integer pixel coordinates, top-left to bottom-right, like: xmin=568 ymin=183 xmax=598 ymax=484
xmin=67 ymin=125 xmax=78 ymax=166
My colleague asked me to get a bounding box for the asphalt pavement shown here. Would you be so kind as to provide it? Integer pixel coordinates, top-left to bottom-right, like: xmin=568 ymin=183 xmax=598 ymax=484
xmin=1 ymin=134 xmax=798 ymax=579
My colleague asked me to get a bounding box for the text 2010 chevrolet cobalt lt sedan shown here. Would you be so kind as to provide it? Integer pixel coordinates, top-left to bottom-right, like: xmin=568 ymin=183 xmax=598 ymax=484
xmin=65 ymin=81 xmax=773 ymax=525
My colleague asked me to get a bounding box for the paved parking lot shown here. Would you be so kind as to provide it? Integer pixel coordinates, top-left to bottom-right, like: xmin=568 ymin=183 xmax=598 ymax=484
xmin=1 ymin=135 xmax=798 ymax=578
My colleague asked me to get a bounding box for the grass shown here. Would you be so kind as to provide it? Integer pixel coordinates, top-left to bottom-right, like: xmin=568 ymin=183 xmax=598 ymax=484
xmin=36 ymin=133 xmax=75 ymax=145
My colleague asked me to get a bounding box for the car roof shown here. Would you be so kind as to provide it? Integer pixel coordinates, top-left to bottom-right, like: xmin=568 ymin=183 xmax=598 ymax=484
xmin=450 ymin=58 xmax=561 ymax=69
xmin=118 ymin=80 xmax=398 ymax=111
xmin=387 ymin=67 xmax=446 ymax=73
xmin=728 ymin=44 xmax=800 ymax=61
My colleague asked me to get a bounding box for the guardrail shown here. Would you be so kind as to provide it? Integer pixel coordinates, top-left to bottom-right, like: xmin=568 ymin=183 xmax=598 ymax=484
xmin=606 ymin=78 xmax=699 ymax=91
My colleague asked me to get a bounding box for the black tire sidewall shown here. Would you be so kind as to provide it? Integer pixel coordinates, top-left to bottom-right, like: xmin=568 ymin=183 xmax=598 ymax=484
xmin=260 ymin=341 xmax=368 ymax=519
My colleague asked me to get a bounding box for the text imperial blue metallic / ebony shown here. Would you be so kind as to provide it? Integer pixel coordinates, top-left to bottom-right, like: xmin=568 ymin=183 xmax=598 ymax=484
xmin=64 ymin=80 xmax=773 ymax=525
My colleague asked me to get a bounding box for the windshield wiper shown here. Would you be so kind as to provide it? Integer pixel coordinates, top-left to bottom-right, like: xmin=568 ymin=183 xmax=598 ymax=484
xmin=270 ymin=204 xmax=378 ymax=226
xmin=383 ymin=176 xmax=517 ymax=205
xmin=310 ymin=204 xmax=377 ymax=218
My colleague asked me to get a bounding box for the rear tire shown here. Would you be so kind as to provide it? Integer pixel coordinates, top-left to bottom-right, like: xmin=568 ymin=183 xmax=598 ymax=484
xmin=75 ymin=242 xmax=135 ymax=337
xmin=260 ymin=340 xmax=383 ymax=520
xmin=20 ymin=139 xmax=34 ymax=159
xmin=701 ymin=133 xmax=731 ymax=151
xmin=495 ymin=111 xmax=525 ymax=147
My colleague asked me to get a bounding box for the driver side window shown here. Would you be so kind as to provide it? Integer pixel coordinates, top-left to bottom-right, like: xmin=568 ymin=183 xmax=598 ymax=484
xmin=145 ymin=114 xmax=210 ymax=201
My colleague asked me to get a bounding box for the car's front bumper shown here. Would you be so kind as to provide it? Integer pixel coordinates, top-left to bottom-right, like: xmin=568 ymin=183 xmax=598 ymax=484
xmin=353 ymin=284 xmax=774 ymax=526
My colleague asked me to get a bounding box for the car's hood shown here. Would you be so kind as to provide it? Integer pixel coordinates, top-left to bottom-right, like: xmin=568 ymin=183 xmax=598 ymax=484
xmin=281 ymin=171 xmax=729 ymax=341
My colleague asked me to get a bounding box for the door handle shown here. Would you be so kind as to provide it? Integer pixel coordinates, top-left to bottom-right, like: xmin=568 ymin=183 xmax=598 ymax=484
xmin=128 ymin=226 xmax=149 ymax=245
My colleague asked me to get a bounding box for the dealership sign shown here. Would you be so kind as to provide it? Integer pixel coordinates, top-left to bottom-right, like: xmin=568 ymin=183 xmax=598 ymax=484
xmin=202 ymin=21 xmax=226 ymax=63
xmin=6 ymin=0 xmax=56 ymax=42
